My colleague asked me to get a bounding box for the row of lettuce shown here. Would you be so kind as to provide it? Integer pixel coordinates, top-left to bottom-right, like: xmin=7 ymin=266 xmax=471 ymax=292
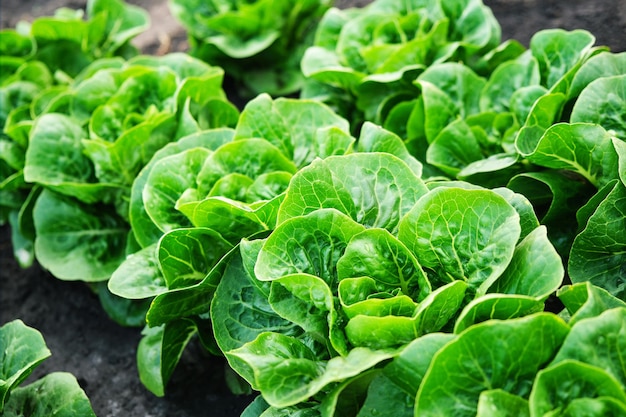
xmin=1 ymin=0 xmax=625 ymax=415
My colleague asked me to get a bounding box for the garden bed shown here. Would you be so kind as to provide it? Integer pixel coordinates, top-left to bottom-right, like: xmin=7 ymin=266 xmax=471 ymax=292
xmin=1 ymin=0 xmax=625 ymax=416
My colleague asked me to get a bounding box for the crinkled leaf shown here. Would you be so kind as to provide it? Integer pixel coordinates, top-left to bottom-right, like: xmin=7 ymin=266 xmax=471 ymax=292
xmin=527 ymin=123 xmax=620 ymax=188
xmin=129 ymin=128 xmax=234 ymax=247
xmin=398 ymin=187 xmax=520 ymax=294
xmin=337 ymin=228 xmax=430 ymax=301
xmin=256 ymin=209 xmax=366 ymax=286
xmin=558 ymin=282 xmax=626 ymax=326
xmin=570 ymin=74 xmax=626 ymax=140
xmin=234 ymin=94 xmax=350 ymax=168
xmin=229 ymin=332 xmax=396 ymax=408
xmin=415 ymin=313 xmax=570 ymax=417
xmin=278 ymin=153 xmax=428 ymax=232
xmin=530 ymin=360 xmax=626 ymax=416
xmin=454 ymin=294 xmax=544 ymax=333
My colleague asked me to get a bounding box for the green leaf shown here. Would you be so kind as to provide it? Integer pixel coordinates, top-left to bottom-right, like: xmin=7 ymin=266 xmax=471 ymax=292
xmin=570 ymin=74 xmax=626 ymax=140
xmin=158 ymin=227 xmax=233 ymax=290
xmin=33 ymin=190 xmax=128 ymax=281
xmin=356 ymin=122 xmax=422 ymax=177
xmin=129 ymin=128 xmax=234 ymax=248
xmin=143 ymin=147 xmax=211 ymax=232
xmin=24 ymin=113 xmax=119 ymax=204
xmin=568 ymin=180 xmax=626 ymax=298
xmin=229 ymin=332 xmax=397 ymax=408
xmin=476 ymin=390 xmax=530 ymax=417
xmin=551 ymin=307 xmax=626 ymax=390
xmin=337 ymin=228 xmax=430 ymax=301
xmin=383 ymin=332 xmax=455 ymax=397
xmin=480 ymin=53 xmax=540 ymax=113
xmin=108 ymin=243 xmax=166 ymax=299
xmin=0 ymin=320 xmax=51 ymax=409
xmin=515 ymin=93 xmax=566 ymax=157
xmin=527 ymin=123 xmax=620 ymax=188
xmin=234 ymin=94 xmax=350 ymax=168
xmin=137 ymin=320 xmax=197 ymax=397
xmin=454 ymin=294 xmax=544 ymax=333
xmin=212 ymin=246 xmax=302 ymax=383
xmin=398 ymin=187 xmax=520 ymax=294
xmin=558 ymin=282 xmax=626 ymax=325
xmin=195 ymin=138 xmax=297 ymax=199
xmin=569 ymin=51 xmax=626 ymax=99
xmin=278 ymin=153 xmax=428 ymax=232
xmin=256 ymin=209 xmax=366 ymax=286
xmin=344 ymin=280 xmax=466 ymax=349
xmin=269 ymin=274 xmax=344 ymax=353
xmin=87 ymin=0 xmax=150 ymax=53
xmin=488 ymin=226 xmax=563 ymax=299
xmin=2 ymin=372 xmax=96 ymax=417
xmin=82 ymin=113 xmax=178 ymax=187
xmin=530 ymin=360 xmax=626 ymax=416
xmin=529 ymin=29 xmax=596 ymax=89
xmin=415 ymin=313 xmax=570 ymax=417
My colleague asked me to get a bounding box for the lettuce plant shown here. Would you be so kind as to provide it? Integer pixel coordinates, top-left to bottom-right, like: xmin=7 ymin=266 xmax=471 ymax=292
xmin=0 ymin=320 xmax=96 ymax=416
xmin=169 ymin=0 xmax=332 ymax=96
xmin=0 ymin=0 xmax=149 ymax=267
xmin=301 ymin=0 xmax=516 ymax=126
xmin=21 ymin=53 xmax=237 ymax=290
xmin=208 ymin=151 xmax=574 ymax=414
xmin=107 ymin=93 xmax=354 ymax=395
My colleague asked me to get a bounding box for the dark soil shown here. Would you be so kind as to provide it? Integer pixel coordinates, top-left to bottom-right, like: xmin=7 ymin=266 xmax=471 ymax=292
xmin=1 ymin=1 xmax=625 ymax=416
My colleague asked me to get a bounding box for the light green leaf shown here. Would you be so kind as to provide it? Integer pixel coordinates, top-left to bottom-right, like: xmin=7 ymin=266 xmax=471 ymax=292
xmin=530 ymin=360 xmax=626 ymax=416
xmin=158 ymin=227 xmax=233 ymax=290
xmin=143 ymin=147 xmax=211 ymax=232
xmin=415 ymin=313 xmax=570 ymax=417
xmin=489 ymin=226 xmax=563 ymax=299
xmin=255 ymin=209 xmax=366 ymax=286
xmin=234 ymin=94 xmax=350 ymax=168
xmin=33 ymin=189 xmax=128 ymax=281
xmin=527 ymin=123 xmax=620 ymax=188
xmin=3 ymin=372 xmax=96 ymax=417
xmin=0 ymin=320 xmax=51 ymax=408
xmin=570 ymin=74 xmax=626 ymax=140
xmin=129 ymin=128 xmax=234 ymax=248
xmin=229 ymin=332 xmax=396 ymax=408
xmin=568 ymin=180 xmax=626 ymax=298
xmin=558 ymin=282 xmax=626 ymax=326
xmin=476 ymin=390 xmax=529 ymax=417
xmin=337 ymin=228 xmax=430 ymax=301
xmin=24 ymin=113 xmax=118 ymax=204
xmin=398 ymin=187 xmax=520 ymax=294
xmin=270 ymin=273 xmax=345 ymax=353
xmin=108 ymin=243 xmax=165 ymax=299
xmin=137 ymin=320 xmax=197 ymax=397
xmin=551 ymin=307 xmax=626 ymax=390
xmin=569 ymin=51 xmax=626 ymax=99
xmin=278 ymin=153 xmax=428 ymax=232
xmin=529 ymin=29 xmax=596 ymax=89
xmin=454 ymin=293 xmax=544 ymax=333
